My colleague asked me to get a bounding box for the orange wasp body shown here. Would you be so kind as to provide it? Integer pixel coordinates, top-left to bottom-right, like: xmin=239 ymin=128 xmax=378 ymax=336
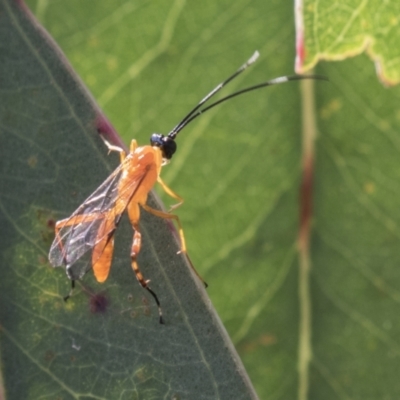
xmin=49 ymin=51 xmax=327 ymax=323
xmin=49 ymin=139 xmax=189 ymax=323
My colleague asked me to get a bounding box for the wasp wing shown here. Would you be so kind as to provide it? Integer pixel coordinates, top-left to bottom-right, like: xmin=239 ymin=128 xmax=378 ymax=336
xmin=48 ymin=164 xmax=123 ymax=269
xmin=49 ymin=155 xmax=147 ymax=278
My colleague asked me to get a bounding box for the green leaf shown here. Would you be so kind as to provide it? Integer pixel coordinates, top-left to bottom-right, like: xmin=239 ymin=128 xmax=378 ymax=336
xmin=3 ymin=0 xmax=400 ymax=399
xmin=295 ymin=0 xmax=400 ymax=85
xmin=0 ymin=1 xmax=257 ymax=399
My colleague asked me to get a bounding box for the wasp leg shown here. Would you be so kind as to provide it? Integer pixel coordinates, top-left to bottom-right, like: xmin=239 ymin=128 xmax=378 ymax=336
xmin=127 ymin=202 xmax=164 ymax=324
xmin=141 ymin=204 xmax=208 ymax=288
xmin=102 ymin=138 xmax=138 ymax=163
xmin=101 ymin=137 xmax=140 ymax=163
xmin=64 ymin=279 xmax=75 ymax=301
xmin=157 ymin=176 xmax=183 ymax=211
xmin=129 ymin=139 xmax=138 ymax=153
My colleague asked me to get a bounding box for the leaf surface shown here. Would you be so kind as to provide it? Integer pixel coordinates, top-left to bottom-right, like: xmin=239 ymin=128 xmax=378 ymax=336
xmin=295 ymin=0 xmax=400 ymax=85
xmin=3 ymin=0 xmax=400 ymax=399
xmin=0 ymin=1 xmax=256 ymax=399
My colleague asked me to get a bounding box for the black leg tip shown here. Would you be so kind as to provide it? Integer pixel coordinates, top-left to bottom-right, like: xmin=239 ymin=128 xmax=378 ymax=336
xmin=159 ymin=316 xmax=165 ymax=325
xmin=63 ymin=280 xmax=75 ymax=301
xmin=204 ymin=281 xmax=209 ymax=289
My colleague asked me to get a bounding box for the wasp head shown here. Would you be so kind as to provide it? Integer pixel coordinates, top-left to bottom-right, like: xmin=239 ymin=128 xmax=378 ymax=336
xmin=150 ymin=134 xmax=177 ymax=161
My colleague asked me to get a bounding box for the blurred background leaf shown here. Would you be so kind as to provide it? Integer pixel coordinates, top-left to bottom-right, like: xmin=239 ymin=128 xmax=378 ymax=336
xmin=296 ymin=0 xmax=400 ymax=85
xmin=1 ymin=0 xmax=400 ymax=399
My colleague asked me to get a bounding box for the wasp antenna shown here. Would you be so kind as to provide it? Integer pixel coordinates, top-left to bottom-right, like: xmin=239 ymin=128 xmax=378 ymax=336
xmin=247 ymin=50 xmax=260 ymax=64
xmin=173 ymin=74 xmax=328 ymax=132
xmin=168 ymin=52 xmax=328 ymax=138
xmin=168 ymin=51 xmax=260 ymax=139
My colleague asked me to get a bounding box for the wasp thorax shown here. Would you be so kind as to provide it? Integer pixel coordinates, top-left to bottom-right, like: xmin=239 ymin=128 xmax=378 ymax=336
xmin=150 ymin=133 xmax=177 ymax=160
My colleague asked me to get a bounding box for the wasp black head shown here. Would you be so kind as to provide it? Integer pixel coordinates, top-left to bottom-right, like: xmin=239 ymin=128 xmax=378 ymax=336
xmin=150 ymin=133 xmax=177 ymax=160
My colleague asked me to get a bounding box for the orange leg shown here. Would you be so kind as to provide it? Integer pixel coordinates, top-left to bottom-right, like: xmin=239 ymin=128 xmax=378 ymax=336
xmin=155 ymin=178 xmax=206 ymax=286
xmin=157 ymin=176 xmax=183 ymax=211
xmin=127 ymin=201 xmax=164 ymax=324
xmin=141 ymin=204 xmax=207 ymax=288
xmin=101 ymin=137 xmax=138 ymax=163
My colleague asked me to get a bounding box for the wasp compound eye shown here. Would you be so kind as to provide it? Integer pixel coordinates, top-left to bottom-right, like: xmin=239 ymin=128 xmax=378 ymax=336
xmin=150 ymin=134 xmax=177 ymax=160
xmin=150 ymin=133 xmax=164 ymax=147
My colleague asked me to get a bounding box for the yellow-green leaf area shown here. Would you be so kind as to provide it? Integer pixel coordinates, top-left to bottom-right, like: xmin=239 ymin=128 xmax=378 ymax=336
xmin=298 ymin=0 xmax=400 ymax=85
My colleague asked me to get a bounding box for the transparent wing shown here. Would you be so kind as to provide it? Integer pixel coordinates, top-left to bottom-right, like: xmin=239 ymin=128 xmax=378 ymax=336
xmin=48 ymin=156 xmax=146 ymax=274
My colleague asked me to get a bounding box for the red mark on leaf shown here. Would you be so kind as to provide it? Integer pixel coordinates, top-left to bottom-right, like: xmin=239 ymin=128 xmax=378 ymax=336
xmin=89 ymin=292 xmax=109 ymax=313
xmin=295 ymin=29 xmax=306 ymax=72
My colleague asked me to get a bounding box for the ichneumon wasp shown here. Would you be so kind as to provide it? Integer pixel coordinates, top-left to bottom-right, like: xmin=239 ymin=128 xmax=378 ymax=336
xmin=48 ymin=51 xmax=327 ymax=323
